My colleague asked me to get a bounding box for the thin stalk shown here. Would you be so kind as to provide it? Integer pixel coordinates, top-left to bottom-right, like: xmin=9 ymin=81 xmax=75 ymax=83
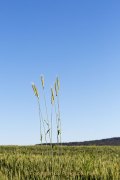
xmin=55 ymin=77 xmax=61 ymax=144
xmin=43 ymin=91 xmax=51 ymax=141
xmin=51 ymin=87 xmax=54 ymax=145
xmin=38 ymin=97 xmax=48 ymax=157
xmin=37 ymin=98 xmax=42 ymax=145
xmin=38 ymin=99 xmax=47 ymax=144
xmin=41 ymin=75 xmax=51 ymax=143
xmin=56 ymin=77 xmax=62 ymax=176
xmin=54 ymin=99 xmax=59 ymax=143
xmin=32 ymin=83 xmax=43 ymax=145
xmin=51 ymin=105 xmax=53 ymax=145
xmin=57 ymin=94 xmax=61 ymax=144
xmin=51 ymin=104 xmax=53 ymax=177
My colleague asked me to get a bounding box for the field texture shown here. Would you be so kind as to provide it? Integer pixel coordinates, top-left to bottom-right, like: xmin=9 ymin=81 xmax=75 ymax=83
xmin=0 ymin=146 xmax=120 ymax=179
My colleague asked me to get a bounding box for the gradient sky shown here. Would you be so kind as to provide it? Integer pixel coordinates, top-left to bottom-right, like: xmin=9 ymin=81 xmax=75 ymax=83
xmin=0 ymin=1 xmax=120 ymax=145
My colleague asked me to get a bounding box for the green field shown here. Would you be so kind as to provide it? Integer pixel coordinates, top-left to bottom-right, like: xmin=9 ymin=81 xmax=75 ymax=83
xmin=0 ymin=146 xmax=120 ymax=179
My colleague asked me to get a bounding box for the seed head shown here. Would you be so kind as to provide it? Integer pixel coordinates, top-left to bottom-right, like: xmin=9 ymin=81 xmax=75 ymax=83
xmin=51 ymin=88 xmax=54 ymax=105
xmin=32 ymin=83 xmax=39 ymax=99
xmin=54 ymin=82 xmax=58 ymax=96
xmin=56 ymin=77 xmax=60 ymax=91
xmin=41 ymin=75 xmax=44 ymax=89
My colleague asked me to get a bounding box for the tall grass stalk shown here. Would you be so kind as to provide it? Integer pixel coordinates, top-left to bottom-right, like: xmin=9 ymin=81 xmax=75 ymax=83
xmin=41 ymin=75 xmax=51 ymax=144
xmin=57 ymin=77 xmax=61 ymax=143
xmin=54 ymin=82 xmax=59 ymax=143
xmin=54 ymin=77 xmax=62 ymax=175
xmin=39 ymin=103 xmax=47 ymax=144
xmin=51 ymin=88 xmax=54 ymax=144
xmin=32 ymin=83 xmax=42 ymax=144
xmin=51 ymin=87 xmax=55 ymax=177
xmin=32 ymin=75 xmax=62 ymax=174
xmin=55 ymin=77 xmax=61 ymax=144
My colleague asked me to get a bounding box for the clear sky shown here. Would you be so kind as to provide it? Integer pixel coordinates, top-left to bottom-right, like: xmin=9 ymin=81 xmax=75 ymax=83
xmin=0 ymin=1 xmax=120 ymax=145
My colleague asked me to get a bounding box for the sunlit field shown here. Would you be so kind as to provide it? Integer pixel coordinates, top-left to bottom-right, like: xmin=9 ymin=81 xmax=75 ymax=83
xmin=0 ymin=146 xmax=120 ymax=179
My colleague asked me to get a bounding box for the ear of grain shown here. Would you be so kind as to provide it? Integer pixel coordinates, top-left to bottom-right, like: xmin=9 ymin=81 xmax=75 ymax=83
xmin=56 ymin=77 xmax=60 ymax=91
xmin=51 ymin=88 xmax=54 ymax=105
xmin=41 ymin=75 xmax=44 ymax=89
xmin=54 ymin=82 xmax=58 ymax=96
xmin=32 ymin=83 xmax=39 ymax=98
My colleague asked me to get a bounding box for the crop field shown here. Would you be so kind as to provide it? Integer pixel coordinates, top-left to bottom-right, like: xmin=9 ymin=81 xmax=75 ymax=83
xmin=0 ymin=146 xmax=120 ymax=179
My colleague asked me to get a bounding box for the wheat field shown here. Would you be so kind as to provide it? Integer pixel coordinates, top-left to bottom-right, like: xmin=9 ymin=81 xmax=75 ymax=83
xmin=0 ymin=146 xmax=120 ymax=179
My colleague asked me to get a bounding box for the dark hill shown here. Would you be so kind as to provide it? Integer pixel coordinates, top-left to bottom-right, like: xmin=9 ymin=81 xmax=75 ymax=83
xmin=61 ymin=137 xmax=120 ymax=146
xmin=39 ymin=137 xmax=120 ymax=146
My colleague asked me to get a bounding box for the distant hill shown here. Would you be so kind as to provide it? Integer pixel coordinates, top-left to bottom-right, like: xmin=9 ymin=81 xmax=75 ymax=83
xmin=39 ymin=137 xmax=120 ymax=146
xmin=62 ymin=137 xmax=120 ymax=146
xmin=61 ymin=137 xmax=120 ymax=146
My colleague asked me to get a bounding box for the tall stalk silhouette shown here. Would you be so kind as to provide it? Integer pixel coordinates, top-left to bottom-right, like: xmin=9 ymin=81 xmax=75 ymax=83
xmin=51 ymin=88 xmax=54 ymax=144
xmin=32 ymin=75 xmax=62 ymax=167
xmin=32 ymin=75 xmax=62 ymax=177
xmin=40 ymin=75 xmax=51 ymax=144
xmin=50 ymin=87 xmax=55 ymax=176
xmin=32 ymin=83 xmax=42 ymax=144
xmin=55 ymin=77 xmax=61 ymax=144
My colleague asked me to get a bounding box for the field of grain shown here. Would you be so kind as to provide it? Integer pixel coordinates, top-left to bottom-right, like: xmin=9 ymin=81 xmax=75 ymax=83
xmin=0 ymin=146 xmax=120 ymax=179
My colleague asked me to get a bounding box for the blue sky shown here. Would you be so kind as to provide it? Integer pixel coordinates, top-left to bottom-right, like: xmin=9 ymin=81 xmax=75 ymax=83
xmin=0 ymin=1 xmax=120 ymax=145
